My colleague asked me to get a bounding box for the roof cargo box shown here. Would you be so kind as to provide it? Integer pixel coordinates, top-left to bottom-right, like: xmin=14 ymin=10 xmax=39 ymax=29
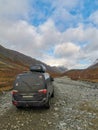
xmin=30 ymin=64 xmax=46 ymax=73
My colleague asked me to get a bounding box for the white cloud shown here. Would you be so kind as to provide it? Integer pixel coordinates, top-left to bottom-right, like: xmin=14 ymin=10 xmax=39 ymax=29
xmin=0 ymin=20 xmax=41 ymax=57
xmin=0 ymin=19 xmax=60 ymax=58
xmin=38 ymin=19 xmax=61 ymax=47
xmin=61 ymin=24 xmax=86 ymax=43
xmin=42 ymin=55 xmax=74 ymax=68
xmin=52 ymin=8 xmax=76 ymax=30
xmin=89 ymin=10 xmax=98 ymax=25
xmin=0 ymin=0 xmax=98 ymax=69
xmin=42 ymin=55 xmax=67 ymax=67
xmin=0 ymin=0 xmax=31 ymax=21
xmin=54 ymin=42 xmax=80 ymax=58
xmin=51 ymin=0 xmax=79 ymax=10
xmin=1 ymin=19 xmax=98 ymax=69
xmin=42 ymin=53 xmax=86 ymax=69
xmin=49 ymin=0 xmax=83 ymax=31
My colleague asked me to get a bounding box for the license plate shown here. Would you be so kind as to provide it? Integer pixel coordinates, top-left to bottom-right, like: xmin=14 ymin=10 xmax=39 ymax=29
xmin=23 ymin=95 xmax=33 ymax=98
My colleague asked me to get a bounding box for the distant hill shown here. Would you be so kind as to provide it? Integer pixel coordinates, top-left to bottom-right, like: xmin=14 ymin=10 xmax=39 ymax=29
xmin=57 ymin=66 xmax=68 ymax=73
xmin=50 ymin=66 xmax=67 ymax=73
xmin=88 ymin=59 xmax=98 ymax=69
xmin=63 ymin=60 xmax=98 ymax=83
xmin=0 ymin=44 xmax=62 ymax=91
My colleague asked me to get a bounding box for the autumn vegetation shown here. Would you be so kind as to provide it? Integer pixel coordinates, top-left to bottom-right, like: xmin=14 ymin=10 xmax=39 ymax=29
xmin=63 ymin=68 xmax=98 ymax=83
xmin=0 ymin=45 xmax=98 ymax=92
xmin=0 ymin=60 xmax=28 ymax=92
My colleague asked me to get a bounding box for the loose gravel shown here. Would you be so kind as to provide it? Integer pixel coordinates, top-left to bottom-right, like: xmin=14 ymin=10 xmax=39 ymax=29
xmin=0 ymin=76 xmax=98 ymax=130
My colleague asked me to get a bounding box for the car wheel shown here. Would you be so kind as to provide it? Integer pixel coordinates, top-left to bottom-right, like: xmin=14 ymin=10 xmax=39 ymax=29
xmin=51 ymin=90 xmax=54 ymax=98
xmin=16 ymin=106 xmax=22 ymax=109
xmin=45 ymin=99 xmax=50 ymax=109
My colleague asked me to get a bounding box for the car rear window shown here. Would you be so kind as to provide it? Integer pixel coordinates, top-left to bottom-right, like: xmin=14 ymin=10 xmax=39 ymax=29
xmin=14 ymin=72 xmax=45 ymax=92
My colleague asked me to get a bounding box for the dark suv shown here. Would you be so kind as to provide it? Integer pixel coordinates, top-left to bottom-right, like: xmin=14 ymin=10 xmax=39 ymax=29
xmin=12 ymin=65 xmax=54 ymax=109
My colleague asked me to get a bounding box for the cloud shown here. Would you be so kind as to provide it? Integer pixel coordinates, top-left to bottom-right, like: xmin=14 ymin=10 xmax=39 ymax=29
xmin=51 ymin=0 xmax=79 ymax=10
xmin=38 ymin=19 xmax=61 ymax=47
xmin=1 ymin=22 xmax=46 ymax=59
xmin=89 ymin=10 xmax=98 ymax=25
xmin=42 ymin=52 xmax=87 ymax=69
xmin=42 ymin=54 xmax=75 ymax=68
xmin=0 ymin=0 xmax=31 ymax=22
xmin=1 ymin=19 xmax=98 ymax=69
xmin=0 ymin=0 xmax=98 ymax=69
xmin=49 ymin=0 xmax=84 ymax=31
xmin=0 ymin=19 xmax=60 ymax=58
xmin=54 ymin=42 xmax=80 ymax=58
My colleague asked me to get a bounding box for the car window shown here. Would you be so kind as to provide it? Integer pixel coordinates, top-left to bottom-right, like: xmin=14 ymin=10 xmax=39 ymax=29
xmin=14 ymin=72 xmax=45 ymax=92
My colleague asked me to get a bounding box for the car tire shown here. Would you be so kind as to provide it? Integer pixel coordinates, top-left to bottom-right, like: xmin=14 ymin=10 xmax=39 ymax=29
xmin=16 ymin=106 xmax=21 ymax=109
xmin=45 ymin=99 xmax=50 ymax=109
xmin=51 ymin=90 xmax=54 ymax=98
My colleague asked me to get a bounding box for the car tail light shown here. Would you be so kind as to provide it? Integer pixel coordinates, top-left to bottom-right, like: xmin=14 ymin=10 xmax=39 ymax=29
xmin=38 ymin=89 xmax=47 ymax=94
xmin=12 ymin=101 xmax=18 ymax=106
xmin=11 ymin=90 xmax=18 ymax=95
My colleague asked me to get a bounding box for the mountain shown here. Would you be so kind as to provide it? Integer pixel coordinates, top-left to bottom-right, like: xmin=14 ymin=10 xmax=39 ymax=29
xmin=88 ymin=59 xmax=98 ymax=69
xmin=0 ymin=45 xmax=41 ymax=66
xmin=57 ymin=66 xmax=68 ymax=73
xmin=50 ymin=66 xmax=67 ymax=73
xmin=63 ymin=60 xmax=98 ymax=83
xmin=0 ymin=44 xmax=62 ymax=91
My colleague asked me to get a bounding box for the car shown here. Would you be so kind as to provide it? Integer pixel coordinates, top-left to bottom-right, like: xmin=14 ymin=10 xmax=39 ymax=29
xmin=12 ymin=64 xmax=54 ymax=109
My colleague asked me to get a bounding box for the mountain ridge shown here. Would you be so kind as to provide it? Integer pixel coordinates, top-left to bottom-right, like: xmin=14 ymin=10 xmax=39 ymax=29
xmin=0 ymin=44 xmax=62 ymax=91
xmin=63 ymin=61 xmax=98 ymax=82
xmin=88 ymin=59 xmax=98 ymax=69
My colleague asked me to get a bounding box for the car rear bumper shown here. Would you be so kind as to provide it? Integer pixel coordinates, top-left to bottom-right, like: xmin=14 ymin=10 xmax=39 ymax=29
xmin=12 ymin=98 xmax=48 ymax=107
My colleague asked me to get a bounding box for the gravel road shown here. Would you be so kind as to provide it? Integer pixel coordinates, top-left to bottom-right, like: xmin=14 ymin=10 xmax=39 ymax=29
xmin=0 ymin=76 xmax=98 ymax=130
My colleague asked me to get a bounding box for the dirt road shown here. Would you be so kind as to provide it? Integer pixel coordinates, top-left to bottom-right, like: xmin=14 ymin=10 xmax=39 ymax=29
xmin=0 ymin=76 xmax=98 ymax=130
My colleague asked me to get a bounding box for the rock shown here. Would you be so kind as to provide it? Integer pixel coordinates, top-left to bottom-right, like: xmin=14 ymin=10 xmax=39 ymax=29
xmin=47 ymin=121 xmax=52 ymax=125
xmin=0 ymin=77 xmax=98 ymax=130
xmin=54 ymin=107 xmax=59 ymax=111
xmin=13 ymin=126 xmax=17 ymax=129
xmin=21 ymin=123 xmax=24 ymax=126
xmin=53 ymin=113 xmax=59 ymax=118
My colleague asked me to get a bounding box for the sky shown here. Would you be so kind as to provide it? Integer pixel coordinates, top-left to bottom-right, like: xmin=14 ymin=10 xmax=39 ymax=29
xmin=0 ymin=0 xmax=98 ymax=69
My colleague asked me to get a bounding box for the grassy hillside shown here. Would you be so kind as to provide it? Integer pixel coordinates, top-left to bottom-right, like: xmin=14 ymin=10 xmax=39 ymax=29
xmin=63 ymin=68 xmax=98 ymax=83
xmin=0 ymin=55 xmax=28 ymax=91
xmin=0 ymin=45 xmax=62 ymax=92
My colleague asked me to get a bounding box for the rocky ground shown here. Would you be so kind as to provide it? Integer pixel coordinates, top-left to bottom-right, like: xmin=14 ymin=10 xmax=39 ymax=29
xmin=0 ymin=76 xmax=98 ymax=130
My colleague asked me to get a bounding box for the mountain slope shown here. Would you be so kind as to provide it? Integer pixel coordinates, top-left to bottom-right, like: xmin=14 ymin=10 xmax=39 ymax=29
xmin=63 ymin=60 xmax=98 ymax=83
xmin=88 ymin=59 xmax=98 ymax=69
xmin=0 ymin=44 xmax=62 ymax=91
